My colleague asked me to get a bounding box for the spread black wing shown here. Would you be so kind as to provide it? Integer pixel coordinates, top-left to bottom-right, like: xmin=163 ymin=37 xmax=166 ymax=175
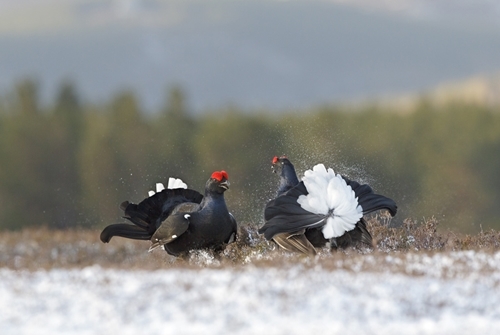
xmin=100 ymin=188 xmax=203 ymax=243
xmin=259 ymin=183 xmax=326 ymax=240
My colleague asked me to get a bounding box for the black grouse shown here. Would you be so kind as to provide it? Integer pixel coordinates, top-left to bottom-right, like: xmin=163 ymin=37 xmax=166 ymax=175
xmin=260 ymin=156 xmax=397 ymax=255
xmin=100 ymin=171 xmax=238 ymax=257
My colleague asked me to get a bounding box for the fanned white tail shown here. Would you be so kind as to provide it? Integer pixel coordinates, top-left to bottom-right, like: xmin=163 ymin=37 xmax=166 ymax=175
xmin=148 ymin=178 xmax=187 ymax=197
xmin=297 ymin=164 xmax=363 ymax=239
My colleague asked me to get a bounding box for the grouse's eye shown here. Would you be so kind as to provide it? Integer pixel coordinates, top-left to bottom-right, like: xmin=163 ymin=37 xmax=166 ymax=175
xmin=221 ymin=170 xmax=229 ymax=180
xmin=272 ymin=156 xmax=279 ymax=164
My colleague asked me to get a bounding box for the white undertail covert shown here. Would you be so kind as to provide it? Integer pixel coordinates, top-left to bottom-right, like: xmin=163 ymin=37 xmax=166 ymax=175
xmin=297 ymin=164 xmax=363 ymax=239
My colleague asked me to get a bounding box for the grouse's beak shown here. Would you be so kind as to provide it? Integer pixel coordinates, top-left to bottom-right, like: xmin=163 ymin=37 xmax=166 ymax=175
xmin=148 ymin=241 xmax=162 ymax=253
xmin=220 ymin=180 xmax=230 ymax=190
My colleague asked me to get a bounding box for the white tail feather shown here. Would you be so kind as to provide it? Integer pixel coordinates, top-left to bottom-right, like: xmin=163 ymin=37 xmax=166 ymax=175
xmin=148 ymin=178 xmax=187 ymax=197
xmin=167 ymin=177 xmax=187 ymax=189
xmin=297 ymin=164 xmax=363 ymax=239
xmin=156 ymin=183 xmax=165 ymax=192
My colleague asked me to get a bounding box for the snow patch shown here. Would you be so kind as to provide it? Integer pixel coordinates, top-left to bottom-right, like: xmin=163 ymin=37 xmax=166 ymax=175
xmin=1 ymin=257 xmax=500 ymax=335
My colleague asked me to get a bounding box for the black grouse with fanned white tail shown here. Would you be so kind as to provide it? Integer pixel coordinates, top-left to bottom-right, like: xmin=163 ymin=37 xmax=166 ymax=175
xmin=260 ymin=157 xmax=397 ymax=255
xmin=100 ymin=171 xmax=237 ymax=257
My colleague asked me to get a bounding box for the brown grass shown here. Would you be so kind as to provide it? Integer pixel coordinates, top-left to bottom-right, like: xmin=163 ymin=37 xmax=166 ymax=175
xmin=1 ymin=216 xmax=499 ymax=271
xmin=369 ymin=214 xmax=500 ymax=252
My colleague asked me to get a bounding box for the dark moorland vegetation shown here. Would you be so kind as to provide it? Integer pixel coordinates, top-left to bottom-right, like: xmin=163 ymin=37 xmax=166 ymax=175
xmin=1 ymin=217 xmax=499 ymax=270
xmin=1 ymin=79 xmax=500 ymax=233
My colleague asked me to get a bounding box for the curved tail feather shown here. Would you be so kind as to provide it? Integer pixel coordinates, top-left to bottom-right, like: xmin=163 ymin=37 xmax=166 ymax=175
xmin=100 ymin=224 xmax=152 ymax=243
xmin=100 ymin=188 xmax=204 ymax=244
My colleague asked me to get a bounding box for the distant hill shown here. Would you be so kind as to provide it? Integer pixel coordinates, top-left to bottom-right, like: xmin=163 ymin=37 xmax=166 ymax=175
xmin=429 ymin=74 xmax=500 ymax=106
xmin=366 ymin=73 xmax=500 ymax=112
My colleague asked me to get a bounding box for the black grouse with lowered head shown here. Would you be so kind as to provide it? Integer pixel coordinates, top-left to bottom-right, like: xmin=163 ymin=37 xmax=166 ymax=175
xmin=262 ymin=156 xmax=397 ymax=255
xmin=272 ymin=155 xmax=299 ymax=196
xmin=100 ymin=171 xmax=237 ymax=257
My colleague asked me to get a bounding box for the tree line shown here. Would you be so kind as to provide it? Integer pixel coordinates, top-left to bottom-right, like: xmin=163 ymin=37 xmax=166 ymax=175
xmin=1 ymin=79 xmax=499 ymax=233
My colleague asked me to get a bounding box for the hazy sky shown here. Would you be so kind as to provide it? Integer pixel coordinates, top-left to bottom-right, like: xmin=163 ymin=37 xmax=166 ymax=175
xmin=1 ymin=0 xmax=499 ymax=113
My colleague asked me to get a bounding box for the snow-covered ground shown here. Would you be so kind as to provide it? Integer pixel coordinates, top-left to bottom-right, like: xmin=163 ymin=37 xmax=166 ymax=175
xmin=2 ymin=251 xmax=500 ymax=335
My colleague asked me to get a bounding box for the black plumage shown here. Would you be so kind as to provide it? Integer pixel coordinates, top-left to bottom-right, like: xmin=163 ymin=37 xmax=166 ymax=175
xmin=271 ymin=155 xmax=299 ymax=196
xmin=100 ymin=171 xmax=238 ymax=257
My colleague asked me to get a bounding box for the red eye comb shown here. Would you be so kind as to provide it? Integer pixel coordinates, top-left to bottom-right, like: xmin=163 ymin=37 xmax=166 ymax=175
xmin=211 ymin=171 xmax=229 ymax=181
xmin=272 ymin=155 xmax=287 ymax=164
